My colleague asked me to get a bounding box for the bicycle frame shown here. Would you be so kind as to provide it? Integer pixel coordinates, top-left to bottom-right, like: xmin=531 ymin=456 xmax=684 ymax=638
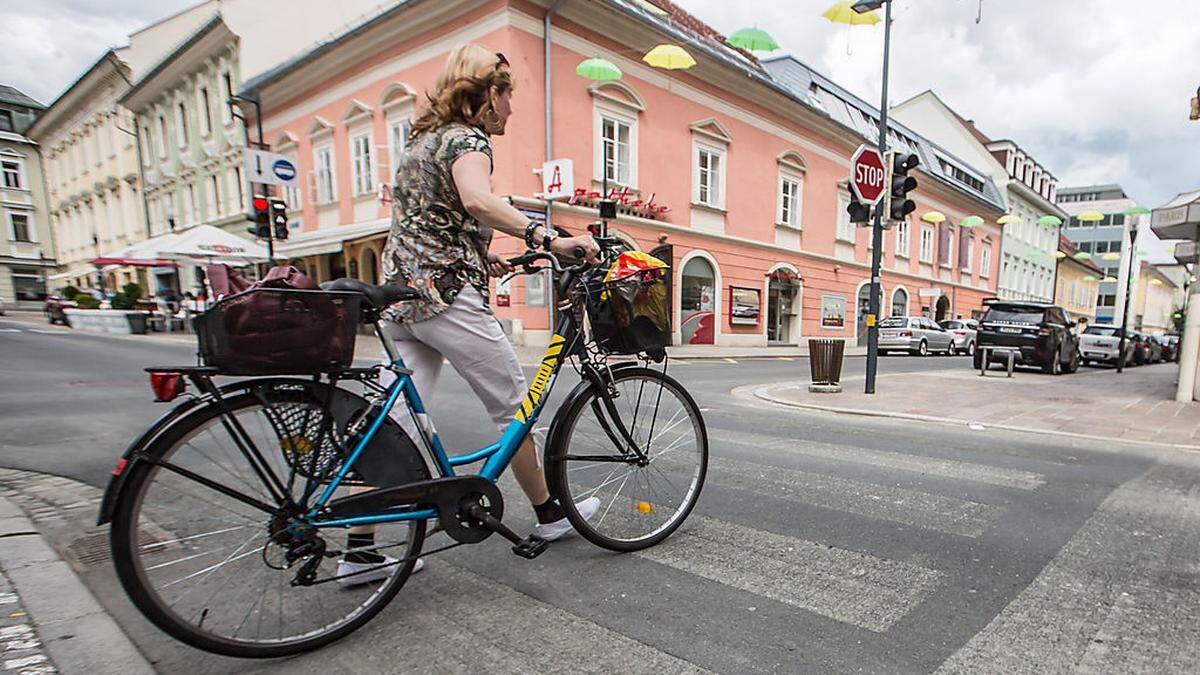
xmin=305 ymin=313 xmax=581 ymax=530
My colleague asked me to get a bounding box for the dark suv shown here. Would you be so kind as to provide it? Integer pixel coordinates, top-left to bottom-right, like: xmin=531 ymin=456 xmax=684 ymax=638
xmin=973 ymin=300 xmax=1080 ymax=375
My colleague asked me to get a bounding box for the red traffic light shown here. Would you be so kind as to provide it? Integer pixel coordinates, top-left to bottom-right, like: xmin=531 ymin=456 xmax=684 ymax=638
xmin=252 ymin=196 xmax=269 ymax=211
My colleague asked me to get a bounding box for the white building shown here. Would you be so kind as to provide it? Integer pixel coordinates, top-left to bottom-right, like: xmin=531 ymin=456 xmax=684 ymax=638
xmin=0 ymin=86 xmax=56 ymax=307
xmin=893 ymin=91 xmax=1065 ymax=304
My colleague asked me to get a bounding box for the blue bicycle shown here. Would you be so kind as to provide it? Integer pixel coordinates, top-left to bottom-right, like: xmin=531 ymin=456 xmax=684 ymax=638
xmin=100 ymin=240 xmax=708 ymax=658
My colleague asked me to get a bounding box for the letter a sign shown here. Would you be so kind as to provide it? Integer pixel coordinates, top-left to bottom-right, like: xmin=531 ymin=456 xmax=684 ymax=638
xmin=537 ymin=159 xmax=574 ymax=201
xmin=850 ymin=144 xmax=886 ymax=206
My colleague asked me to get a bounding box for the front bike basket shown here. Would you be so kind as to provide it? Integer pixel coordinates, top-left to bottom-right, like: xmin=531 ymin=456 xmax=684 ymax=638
xmin=582 ymin=252 xmax=671 ymax=356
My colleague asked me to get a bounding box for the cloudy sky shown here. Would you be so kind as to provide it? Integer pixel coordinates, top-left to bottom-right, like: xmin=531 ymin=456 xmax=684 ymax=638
xmin=2 ymin=0 xmax=1196 ymax=209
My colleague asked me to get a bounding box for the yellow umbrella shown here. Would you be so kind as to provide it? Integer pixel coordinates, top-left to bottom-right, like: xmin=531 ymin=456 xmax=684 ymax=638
xmin=1052 ymin=250 xmax=1067 ymax=259
xmin=996 ymin=214 xmax=1020 ymax=225
xmin=1077 ymin=211 xmax=1104 ymax=222
xmin=643 ymin=44 xmax=696 ymax=70
xmin=1100 ymin=252 xmax=1121 ymax=261
xmin=921 ymin=211 xmax=946 ymax=224
xmin=1101 ymin=276 xmax=1118 ymax=283
xmin=1149 ymin=278 xmax=1164 ymax=286
xmin=822 ymin=1 xmax=881 ymax=25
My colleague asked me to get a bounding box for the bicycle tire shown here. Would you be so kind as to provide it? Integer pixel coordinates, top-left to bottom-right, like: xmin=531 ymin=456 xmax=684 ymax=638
xmin=546 ymin=367 xmax=707 ymax=552
xmin=109 ymin=382 xmax=427 ymax=658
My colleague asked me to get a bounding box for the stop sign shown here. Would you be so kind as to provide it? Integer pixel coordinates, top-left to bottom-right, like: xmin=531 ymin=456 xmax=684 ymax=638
xmin=850 ymin=144 xmax=886 ymax=205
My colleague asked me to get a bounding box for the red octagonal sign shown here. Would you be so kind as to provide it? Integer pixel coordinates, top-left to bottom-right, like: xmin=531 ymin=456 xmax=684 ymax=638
xmin=850 ymin=144 xmax=886 ymax=206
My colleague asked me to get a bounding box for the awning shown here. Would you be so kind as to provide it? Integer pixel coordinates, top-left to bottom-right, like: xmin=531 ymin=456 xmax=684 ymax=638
xmin=88 ymin=257 xmax=177 ymax=267
xmin=159 ymin=224 xmax=271 ymax=263
xmin=274 ymin=219 xmax=389 ymax=259
xmin=48 ymin=266 xmax=94 ymax=281
xmin=1151 ymin=189 xmax=1200 ymax=241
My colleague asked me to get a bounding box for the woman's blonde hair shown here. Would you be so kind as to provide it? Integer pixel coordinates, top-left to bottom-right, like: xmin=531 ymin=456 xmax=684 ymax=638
xmin=410 ymin=44 xmax=513 ymax=138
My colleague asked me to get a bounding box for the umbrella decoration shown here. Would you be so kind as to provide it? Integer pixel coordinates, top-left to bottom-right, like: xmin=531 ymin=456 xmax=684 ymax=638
xmin=1074 ymin=251 xmax=1092 ymax=260
xmin=1149 ymin=278 xmax=1164 ymax=286
xmin=726 ymin=27 xmax=780 ymax=52
xmin=1101 ymin=252 xmax=1121 ymax=261
xmin=921 ymin=211 xmax=946 ymax=224
xmin=575 ymin=57 xmax=622 ymax=81
xmin=1082 ymin=275 xmax=1097 ymax=282
xmin=1077 ymin=211 xmax=1104 ymax=222
xmin=960 ymin=215 xmax=983 ymax=228
xmin=1052 ymin=250 xmax=1067 ymax=259
xmin=1101 ymin=276 xmax=1118 ymax=283
xmin=1134 ymin=249 xmax=1148 ymax=257
xmin=1027 ymin=250 xmax=1044 ymax=258
xmin=996 ymin=214 xmax=1020 ymax=225
xmin=1036 ymin=215 xmax=1063 ymax=227
xmin=1122 ymin=205 xmax=1151 ymax=216
xmin=643 ymin=44 xmax=696 ymax=70
xmin=822 ymin=1 xmax=881 ymax=25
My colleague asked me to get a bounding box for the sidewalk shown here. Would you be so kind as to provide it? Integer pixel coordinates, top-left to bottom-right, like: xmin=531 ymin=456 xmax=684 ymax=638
xmin=754 ymin=362 xmax=1200 ymax=449
xmin=0 ymin=492 xmax=153 ymax=675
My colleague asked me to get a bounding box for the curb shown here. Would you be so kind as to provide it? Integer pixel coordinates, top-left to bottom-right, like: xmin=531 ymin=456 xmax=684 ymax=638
xmin=752 ymin=384 xmax=1200 ymax=454
xmin=0 ymin=495 xmax=154 ymax=675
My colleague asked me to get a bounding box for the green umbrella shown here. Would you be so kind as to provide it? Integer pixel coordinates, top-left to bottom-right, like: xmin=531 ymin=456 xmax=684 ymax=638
xmin=1082 ymin=275 xmax=1097 ymax=282
xmin=1026 ymin=250 xmax=1044 ymax=258
xmin=1122 ymin=205 xmax=1150 ymax=215
xmin=959 ymin=215 xmax=983 ymax=228
xmin=1036 ymin=215 xmax=1063 ymax=227
xmin=1074 ymin=251 xmax=1092 ymax=260
xmin=575 ymin=57 xmax=622 ymax=81
xmin=1134 ymin=248 xmax=1148 ymax=257
xmin=727 ymin=27 xmax=780 ymax=52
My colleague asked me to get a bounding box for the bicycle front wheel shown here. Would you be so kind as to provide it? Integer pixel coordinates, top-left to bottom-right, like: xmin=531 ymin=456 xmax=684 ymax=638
xmin=109 ymin=383 xmax=427 ymax=658
xmin=547 ymin=366 xmax=707 ymax=552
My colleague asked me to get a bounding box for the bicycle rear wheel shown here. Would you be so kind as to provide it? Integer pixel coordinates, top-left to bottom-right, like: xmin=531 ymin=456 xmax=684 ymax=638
xmin=109 ymin=382 xmax=427 ymax=658
xmin=547 ymin=367 xmax=707 ymax=552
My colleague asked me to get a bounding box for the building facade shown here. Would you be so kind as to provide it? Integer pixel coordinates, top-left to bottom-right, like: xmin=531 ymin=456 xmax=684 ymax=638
xmin=1054 ymin=235 xmax=1100 ymax=323
xmin=241 ymin=0 xmax=1006 ymax=349
xmin=1132 ymin=262 xmax=1182 ymax=334
xmin=892 ymin=91 xmax=1065 ymax=305
xmin=1057 ymin=184 xmax=1154 ymax=325
xmin=0 ymin=86 xmax=55 ymax=307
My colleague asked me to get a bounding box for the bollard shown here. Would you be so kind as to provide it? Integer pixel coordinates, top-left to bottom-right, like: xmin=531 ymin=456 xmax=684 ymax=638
xmin=808 ymin=338 xmax=844 ymax=393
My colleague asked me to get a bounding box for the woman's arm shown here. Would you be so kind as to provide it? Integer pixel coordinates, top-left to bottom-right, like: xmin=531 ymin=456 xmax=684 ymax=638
xmin=453 ymin=151 xmax=598 ymax=260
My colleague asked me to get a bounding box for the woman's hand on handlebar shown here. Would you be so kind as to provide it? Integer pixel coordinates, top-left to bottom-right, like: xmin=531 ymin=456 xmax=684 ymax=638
xmin=486 ymin=252 xmax=514 ymax=278
xmin=551 ymin=234 xmax=600 ymax=262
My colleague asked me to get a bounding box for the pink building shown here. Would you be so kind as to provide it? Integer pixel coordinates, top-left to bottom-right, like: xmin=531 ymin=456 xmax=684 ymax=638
xmin=242 ymin=0 xmax=1006 ymax=348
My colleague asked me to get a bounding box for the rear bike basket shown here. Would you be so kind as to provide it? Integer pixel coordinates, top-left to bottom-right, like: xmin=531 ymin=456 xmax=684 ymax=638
xmin=582 ymin=268 xmax=671 ymax=356
xmin=195 ymin=288 xmax=361 ymax=375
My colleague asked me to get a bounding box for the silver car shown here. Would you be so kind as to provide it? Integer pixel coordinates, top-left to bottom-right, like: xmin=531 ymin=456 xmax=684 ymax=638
xmin=1078 ymin=324 xmax=1132 ymax=367
xmin=878 ymin=316 xmax=955 ymax=356
xmin=939 ymin=319 xmax=978 ymax=355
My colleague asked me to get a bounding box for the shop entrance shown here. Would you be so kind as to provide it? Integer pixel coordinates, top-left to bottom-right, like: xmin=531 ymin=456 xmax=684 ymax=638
xmin=767 ymin=274 xmax=800 ymax=345
xmin=856 ymin=283 xmax=874 ymax=346
xmin=935 ymin=294 xmax=950 ymax=322
xmin=680 ymin=257 xmax=715 ymax=345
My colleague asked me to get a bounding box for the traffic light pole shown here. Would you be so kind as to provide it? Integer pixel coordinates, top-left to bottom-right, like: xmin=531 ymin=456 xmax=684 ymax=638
xmin=864 ymin=0 xmax=893 ymax=395
xmin=229 ymin=85 xmax=275 ymax=263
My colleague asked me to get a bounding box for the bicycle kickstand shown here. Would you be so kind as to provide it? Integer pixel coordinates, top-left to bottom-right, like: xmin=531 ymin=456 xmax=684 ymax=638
xmin=463 ymin=503 xmax=549 ymax=560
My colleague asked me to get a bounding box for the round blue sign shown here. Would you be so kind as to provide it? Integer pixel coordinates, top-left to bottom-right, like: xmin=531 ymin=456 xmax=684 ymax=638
xmin=272 ymin=158 xmax=297 ymax=181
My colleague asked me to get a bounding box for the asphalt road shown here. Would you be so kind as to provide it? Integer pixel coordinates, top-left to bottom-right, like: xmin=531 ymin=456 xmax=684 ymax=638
xmin=1 ymin=316 xmax=1198 ymax=673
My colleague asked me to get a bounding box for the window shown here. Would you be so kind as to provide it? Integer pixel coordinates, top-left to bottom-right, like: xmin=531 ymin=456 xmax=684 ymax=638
xmin=314 ymin=146 xmax=335 ymax=203
xmin=209 ymin=174 xmax=222 ymax=215
xmin=938 ymin=158 xmax=985 ymax=192
xmin=175 ymin=102 xmax=189 ymax=147
xmin=836 ymin=192 xmax=854 ymax=243
xmin=157 ymin=115 xmax=168 ymax=157
xmin=778 ymin=172 xmax=801 ymax=227
xmin=1094 ymin=240 xmax=1109 ymax=254
xmin=233 ymin=166 xmax=244 ymax=212
xmin=919 ymin=225 xmax=935 ymax=263
xmin=187 ymin=184 xmax=198 ymax=224
xmin=9 ymin=212 xmax=31 ymax=242
xmin=2 ymin=158 xmax=23 ymax=189
xmin=694 ymin=145 xmax=724 ymax=208
xmin=351 ymin=134 xmax=374 ymax=196
xmin=283 ymin=156 xmax=302 ymax=210
xmin=526 ymin=270 xmax=548 ymax=306
xmin=981 ymin=243 xmax=992 ymax=277
xmin=891 ymin=288 xmax=908 ymax=317
xmin=0 ymin=110 xmax=12 ymax=132
xmin=198 ymin=86 xmax=212 ymax=136
xmin=600 ymin=115 xmax=633 ymax=185
xmin=1111 ymin=213 xmax=1125 ymax=226
xmin=1098 ymin=293 xmax=1116 ymax=307
xmin=388 ymin=118 xmax=410 ymax=176
xmin=895 ymin=218 xmax=910 ymax=256
xmin=10 ymin=267 xmax=45 ymax=301
xmin=221 ymin=72 xmax=233 ymax=123
xmin=959 ymin=235 xmax=973 ymax=272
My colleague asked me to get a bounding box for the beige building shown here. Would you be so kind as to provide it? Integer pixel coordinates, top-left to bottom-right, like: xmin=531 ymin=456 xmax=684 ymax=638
xmin=0 ymin=85 xmax=55 ymax=308
xmin=28 ymin=51 xmax=147 ymax=291
xmin=1054 ymin=236 xmax=1101 ymax=323
xmin=1132 ymin=262 xmax=1183 ymax=334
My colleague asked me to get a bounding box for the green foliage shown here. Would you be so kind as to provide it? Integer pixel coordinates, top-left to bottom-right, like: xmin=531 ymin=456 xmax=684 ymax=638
xmin=1173 ymin=307 xmax=1186 ymax=333
xmin=61 ymin=285 xmax=79 ymax=298
xmin=121 ymin=282 xmax=143 ymax=299
xmin=73 ymin=293 xmax=100 ymax=310
xmin=111 ymin=293 xmax=135 ymax=310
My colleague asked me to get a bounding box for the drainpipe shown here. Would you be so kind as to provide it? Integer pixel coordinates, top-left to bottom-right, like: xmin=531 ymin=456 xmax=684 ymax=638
xmin=543 ymin=0 xmax=568 ymax=331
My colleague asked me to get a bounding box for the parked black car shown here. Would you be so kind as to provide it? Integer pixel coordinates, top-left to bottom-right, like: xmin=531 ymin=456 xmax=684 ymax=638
xmin=973 ymin=300 xmax=1080 ymax=375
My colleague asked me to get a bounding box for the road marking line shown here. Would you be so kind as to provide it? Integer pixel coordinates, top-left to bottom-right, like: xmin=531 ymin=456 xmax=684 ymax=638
xmin=708 ymin=455 xmax=1001 ymax=537
xmin=637 ymin=516 xmax=944 ymax=632
xmin=0 ymin=329 xmax=19 ymax=333
xmin=723 ymin=358 xmax=738 ymax=364
xmin=27 ymin=329 xmax=68 ymax=335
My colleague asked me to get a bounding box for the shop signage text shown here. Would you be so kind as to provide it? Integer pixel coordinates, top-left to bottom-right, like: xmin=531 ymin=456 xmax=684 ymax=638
xmin=569 ymin=186 xmax=671 ymax=220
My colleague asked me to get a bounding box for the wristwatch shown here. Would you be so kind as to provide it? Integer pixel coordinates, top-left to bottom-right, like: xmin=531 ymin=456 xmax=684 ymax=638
xmin=541 ymin=227 xmax=560 ymax=251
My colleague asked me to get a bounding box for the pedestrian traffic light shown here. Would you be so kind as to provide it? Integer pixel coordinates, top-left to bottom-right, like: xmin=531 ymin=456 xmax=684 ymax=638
xmin=246 ymin=194 xmax=270 ymax=239
xmin=846 ymin=193 xmax=873 ymax=225
xmin=885 ymin=151 xmax=919 ymax=222
xmin=269 ymin=197 xmax=289 ymax=240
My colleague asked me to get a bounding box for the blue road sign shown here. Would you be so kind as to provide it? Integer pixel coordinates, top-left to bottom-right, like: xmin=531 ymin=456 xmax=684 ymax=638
xmin=272 ymin=158 xmax=297 ymax=182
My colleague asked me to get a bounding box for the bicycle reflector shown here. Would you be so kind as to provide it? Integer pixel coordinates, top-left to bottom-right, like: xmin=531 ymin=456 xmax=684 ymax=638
xmin=149 ymin=372 xmax=185 ymax=402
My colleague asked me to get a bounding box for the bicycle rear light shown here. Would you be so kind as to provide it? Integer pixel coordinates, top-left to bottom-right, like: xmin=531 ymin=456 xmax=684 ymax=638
xmin=149 ymin=372 xmax=185 ymax=402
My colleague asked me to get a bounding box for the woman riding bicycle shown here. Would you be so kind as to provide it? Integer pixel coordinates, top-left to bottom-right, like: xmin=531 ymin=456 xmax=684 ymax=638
xmin=340 ymin=45 xmax=602 ymax=581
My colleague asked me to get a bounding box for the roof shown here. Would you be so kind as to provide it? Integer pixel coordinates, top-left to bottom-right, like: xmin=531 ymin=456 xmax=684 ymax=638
xmin=25 ymin=50 xmax=129 ymax=139
xmin=1058 ymin=234 xmax=1103 ymax=275
xmin=119 ymin=12 xmax=225 ymax=106
xmin=762 ymin=56 xmax=1005 ymax=212
xmin=1058 ymin=183 xmax=1125 ymax=195
xmin=0 ymin=85 xmax=45 ymax=110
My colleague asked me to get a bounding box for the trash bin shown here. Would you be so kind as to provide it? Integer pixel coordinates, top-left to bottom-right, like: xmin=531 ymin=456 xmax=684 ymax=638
xmin=125 ymin=311 xmax=148 ymax=335
xmin=808 ymin=338 xmax=844 ymax=393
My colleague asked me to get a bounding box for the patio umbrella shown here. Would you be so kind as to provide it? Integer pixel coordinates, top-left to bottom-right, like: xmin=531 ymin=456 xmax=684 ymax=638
xmin=726 ymin=27 xmax=780 ymax=52
xmin=643 ymin=44 xmax=696 ymax=70
xmin=158 ymin=225 xmax=271 ymax=265
xmin=1074 ymin=251 xmax=1092 ymax=260
xmin=996 ymin=214 xmax=1020 ymax=225
xmin=822 ymin=1 xmax=881 ymax=25
xmin=1077 ymin=211 xmax=1104 ymax=222
xmin=576 ymin=57 xmax=622 ymax=81
xmin=960 ymin=215 xmax=983 ymax=228
xmin=921 ymin=211 xmax=946 ymax=223
xmin=1101 ymin=252 xmax=1121 ymax=261
xmin=1036 ymin=215 xmax=1063 ymax=227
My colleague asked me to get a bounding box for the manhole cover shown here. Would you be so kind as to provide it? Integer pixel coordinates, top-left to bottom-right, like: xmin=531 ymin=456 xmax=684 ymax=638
xmin=66 ymin=528 xmax=165 ymax=568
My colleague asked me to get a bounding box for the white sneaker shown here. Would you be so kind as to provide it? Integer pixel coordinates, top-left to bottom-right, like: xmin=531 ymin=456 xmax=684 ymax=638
xmin=336 ymin=555 xmax=424 ymax=588
xmin=533 ymin=497 xmax=601 ymax=541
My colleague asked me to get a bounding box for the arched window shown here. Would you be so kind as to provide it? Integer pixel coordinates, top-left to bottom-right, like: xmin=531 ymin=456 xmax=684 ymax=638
xmin=891 ymin=288 xmax=908 ymax=317
xmin=680 ymin=256 xmax=716 ymax=345
xmin=361 ymin=247 xmax=379 ymax=284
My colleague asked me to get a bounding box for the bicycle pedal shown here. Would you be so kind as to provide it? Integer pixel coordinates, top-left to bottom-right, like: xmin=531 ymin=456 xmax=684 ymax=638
xmin=511 ymin=535 xmax=549 ymax=559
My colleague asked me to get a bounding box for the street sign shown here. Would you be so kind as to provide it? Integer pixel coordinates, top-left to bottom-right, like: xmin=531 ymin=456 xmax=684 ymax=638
xmin=243 ymin=148 xmax=298 ymax=186
xmin=534 ymin=159 xmax=574 ymax=200
xmin=849 ymin=144 xmax=886 ymax=205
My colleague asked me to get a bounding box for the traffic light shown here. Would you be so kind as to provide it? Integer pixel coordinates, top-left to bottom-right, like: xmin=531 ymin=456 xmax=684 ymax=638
xmin=269 ymin=197 xmax=289 ymax=240
xmin=846 ymin=194 xmax=873 ymax=225
xmin=885 ymin=151 xmax=919 ymax=222
xmin=245 ymin=194 xmax=270 ymax=239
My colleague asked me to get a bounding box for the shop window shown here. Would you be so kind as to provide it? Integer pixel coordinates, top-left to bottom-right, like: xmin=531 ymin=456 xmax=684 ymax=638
xmin=681 ymin=256 xmax=716 ymax=345
xmin=11 ymin=267 xmax=46 ymax=301
xmin=891 ymin=288 xmax=908 ymax=317
xmin=526 ymin=270 xmax=548 ymax=307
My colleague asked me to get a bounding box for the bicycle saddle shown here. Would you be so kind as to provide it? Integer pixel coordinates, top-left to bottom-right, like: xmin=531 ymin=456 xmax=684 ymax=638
xmin=320 ymin=278 xmax=421 ymax=309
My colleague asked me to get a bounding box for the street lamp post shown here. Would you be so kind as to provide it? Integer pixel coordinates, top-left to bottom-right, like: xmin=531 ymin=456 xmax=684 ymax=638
xmin=852 ymin=0 xmax=892 ymax=395
xmin=1116 ymin=225 xmax=1140 ymax=373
